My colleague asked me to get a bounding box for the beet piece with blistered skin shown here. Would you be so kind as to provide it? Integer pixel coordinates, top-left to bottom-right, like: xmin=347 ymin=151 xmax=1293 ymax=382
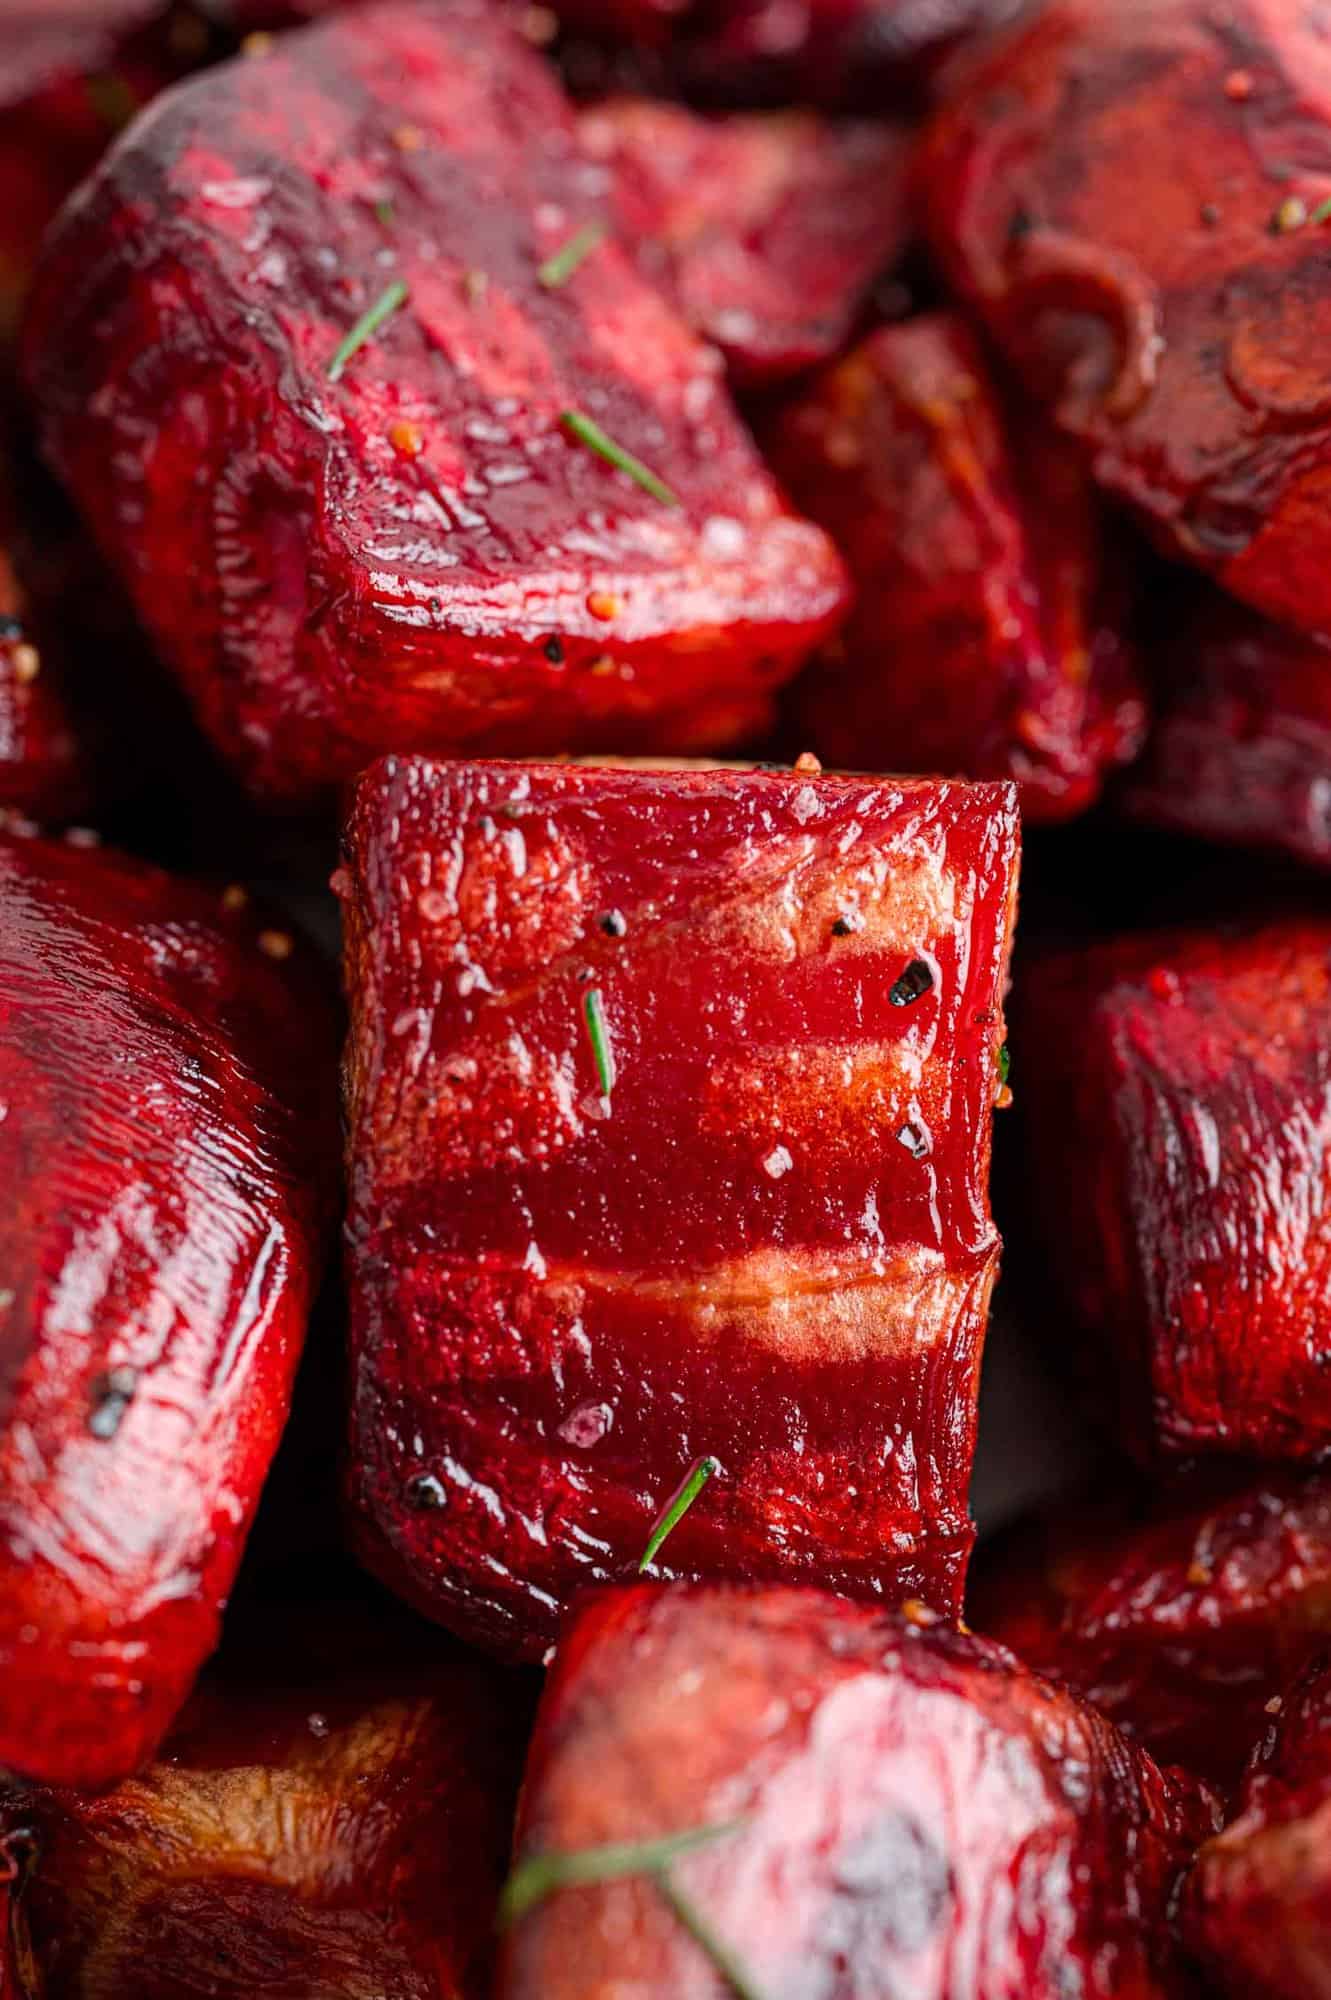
xmin=920 ymin=0 xmax=1331 ymax=636
xmin=1126 ymin=591 xmax=1331 ymax=871
xmin=499 ymin=1583 xmax=1220 ymax=2000
xmin=23 ymin=1 xmax=849 ymax=806
xmin=1017 ymin=917 xmax=1331 ymax=1466
xmin=0 ymin=832 xmax=338 ymax=1788
xmin=341 ymin=755 xmax=1019 ymax=1661
xmin=1185 ymin=1656 xmax=1331 ymax=1998
xmin=7 ymin=1586 xmax=528 ymax=2000
xmin=767 ymin=313 xmax=1147 ymax=818
xmin=577 ymin=98 xmax=911 ymax=386
xmin=973 ymin=1473 xmax=1331 ymax=1790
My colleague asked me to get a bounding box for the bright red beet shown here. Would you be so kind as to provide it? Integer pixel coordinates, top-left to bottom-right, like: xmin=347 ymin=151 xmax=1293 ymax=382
xmin=341 ymin=755 xmax=1019 ymax=1660
xmin=919 ymin=0 xmax=1331 ymax=635
xmin=1185 ymin=1655 xmax=1331 ymax=1997
xmin=578 ymin=98 xmax=911 ymax=386
xmin=500 ymin=1583 xmax=1219 ymax=1999
xmin=6 ymin=1585 xmax=527 ymax=2000
xmin=974 ymin=1474 xmax=1331 ymax=1789
xmin=1127 ymin=592 xmax=1331 ymax=870
xmin=0 ymin=832 xmax=337 ymax=1787
xmin=1017 ymin=918 xmax=1331 ymax=1465
xmin=23 ymin=0 xmax=848 ymax=805
xmin=767 ymin=313 xmax=1147 ymax=817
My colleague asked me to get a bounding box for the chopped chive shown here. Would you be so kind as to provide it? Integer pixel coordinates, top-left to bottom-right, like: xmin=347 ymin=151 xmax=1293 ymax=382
xmin=583 ymin=986 xmax=616 ymax=1097
xmin=640 ymin=1455 xmax=720 ymax=1572
xmin=657 ymin=1873 xmax=770 ymax=2000
xmin=499 ymin=1822 xmax=745 ymax=1926
xmin=560 ymin=410 xmax=678 ymax=507
xmin=539 ymin=220 xmax=607 ymax=289
xmin=998 ymin=1043 xmax=1011 ymax=1086
xmin=327 ymin=278 xmax=409 ymax=383
xmin=373 ymin=197 xmax=396 ymax=229
xmin=1311 ymin=195 xmax=1331 ymax=227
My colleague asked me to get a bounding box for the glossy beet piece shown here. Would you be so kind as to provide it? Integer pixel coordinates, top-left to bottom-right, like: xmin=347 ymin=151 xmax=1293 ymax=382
xmin=24 ymin=2 xmax=848 ymax=805
xmin=767 ymin=314 xmax=1147 ymax=817
xmin=1185 ymin=1656 xmax=1331 ymax=1997
xmin=1127 ymin=592 xmax=1331 ymax=870
xmin=578 ymin=98 xmax=910 ymax=386
xmin=553 ymin=0 xmax=1016 ymax=108
xmin=0 ymin=833 xmax=337 ymax=1788
xmin=7 ymin=1587 xmax=527 ymax=2000
xmin=1017 ymin=917 xmax=1331 ymax=1465
xmin=920 ymin=0 xmax=1331 ymax=636
xmin=974 ymin=1473 xmax=1331 ymax=1789
xmin=500 ymin=1583 xmax=1219 ymax=1999
xmin=342 ymin=756 xmax=1020 ymax=1660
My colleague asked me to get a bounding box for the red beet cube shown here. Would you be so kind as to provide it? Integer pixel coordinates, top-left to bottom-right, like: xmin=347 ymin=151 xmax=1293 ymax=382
xmin=341 ymin=754 xmax=1020 ymax=1659
xmin=500 ymin=1583 xmax=1219 ymax=1999
xmin=1186 ymin=1656 xmax=1331 ymax=1997
xmin=1128 ymin=591 xmax=1331 ymax=871
xmin=767 ymin=313 xmax=1147 ymax=818
xmin=1017 ymin=918 xmax=1331 ymax=1464
xmin=919 ymin=0 xmax=1331 ymax=636
xmin=0 ymin=832 xmax=337 ymax=1786
xmin=23 ymin=0 xmax=848 ymax=804
xmin=578 ymin=97 xmax=911 ymax=386
xmin=975 ymin=1474 xmax=1331 ymax=1788
xmin=8 ymin=1586 xmax=527 ymax=1998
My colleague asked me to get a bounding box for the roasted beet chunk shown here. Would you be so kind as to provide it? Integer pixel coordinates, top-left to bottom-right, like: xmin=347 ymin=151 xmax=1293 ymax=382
xmin=1127 ymin=591 xmax=1331 ymax=870
xmin=499 ymin=1583 xmax=1219 ymax=1999
xmin=23 ymin=1 xmax=849 ymax=805
xmin=0 ymin=833 xmax=337 ymax=1787
xmin=341 ymin=756 xmax=1019 ymax=1659
xmin=578 ymin=98 xmax=911 ymax=386
xmin=8 ymin=1586 xmax=528 ymax=1999
xmin=552 ymin=0 xmax=1015 ymax=108
xmin=920 ymin=0 xmax=1331 ymax=635
xmin=767 ymin=313 xmax=1146 ymax=817
xmin=1017 ymin=918 xmax=1331 ymax=1465
xmin=974 ymin=1474 xmax=1331 ymax=1788
xmin=1185 ymin=1656 xmax=1331 ymax=1997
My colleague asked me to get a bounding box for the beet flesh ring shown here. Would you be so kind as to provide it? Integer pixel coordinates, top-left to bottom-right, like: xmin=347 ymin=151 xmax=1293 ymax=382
xmin=0 ymin=832 xmax=337 ymax=1787
xmin=500 ymin=1583 xmax=1220 ymax=1999
xmin=1186 ymin=1656 xmax=1331 ymax=1999
xmin=920 ymin=0 xmax=1331 ymax=636
xmin=578 ymin=97 xmax=911 ymax=386
xmin=23 ymin=0 xmax=849 ymax=805
xmin=1017 ymin=917 xmax=1331 ymax=1465
xmin=767 ymin=312 xmax=1147 ymax=819
xmin=5 ymin=1587 xmax=527 ymax=2000
xmin=341 ymin=756 xmax=1020 ymax=1660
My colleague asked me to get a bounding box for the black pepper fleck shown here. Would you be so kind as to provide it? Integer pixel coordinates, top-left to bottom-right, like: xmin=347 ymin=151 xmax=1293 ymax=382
xmin=599 ymin=909 xmax=628 ymax=937
xmin=406 ymin=1472 xmax=448 ymax=1510
xmin=831 ymin=917 xmax=854 ymax=938
xmin=889 ymin=960 xmax=934 ymax=1007
xmin=87 ymin=1365 xmax=139 ymax=1440
xmin=0 ymin=616 xmax=22 ymax=643
xmin=543 ymin=634 xmax=565 ymax=665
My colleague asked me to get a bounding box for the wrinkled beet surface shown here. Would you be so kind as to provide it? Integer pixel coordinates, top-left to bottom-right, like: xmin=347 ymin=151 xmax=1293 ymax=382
xmin=24 ymin=0 xmax=848 ymax=803
xmin=1186 ymin=1656 xmax=1331 ymax=1997
xmin=501 ymin=1583 xmax=1219 ymax=1999
xmin=579 ymin=97 xmax=910 ymax=384
xmin=1128 ymin=591 xmax=1331 ymax=871
xmin=975 ymin=1473 xmax=1331 ymax=1790
xmin=342 ymin=756 xmax=1019 ymax=1660
xmin=1017 ymin=918 xmax=1331 ymax=1464
xmin=768 ymin=313 xmax=1146 ymax=817
xmin=921 ymin=0 xmax=1331 ymax=634
xmin=0 ymin=832 xmax=337 ymax=1787
xmin=7 ymin=1586 xmax=527 ymax=1999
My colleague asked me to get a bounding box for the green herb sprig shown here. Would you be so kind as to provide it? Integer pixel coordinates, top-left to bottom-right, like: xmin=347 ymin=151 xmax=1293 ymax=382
xmin=560 ymin=410 xmax=678 ymax=506
xmin=328 ymin=279 xmax=410 ymax=383
xmin=640 ymin=1455 xmax=720 ymax=1572
xmin=583 ymin=986 xmax=616 ymax=1097
xmin=539 ymin=221 xmax=607 ymax=289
